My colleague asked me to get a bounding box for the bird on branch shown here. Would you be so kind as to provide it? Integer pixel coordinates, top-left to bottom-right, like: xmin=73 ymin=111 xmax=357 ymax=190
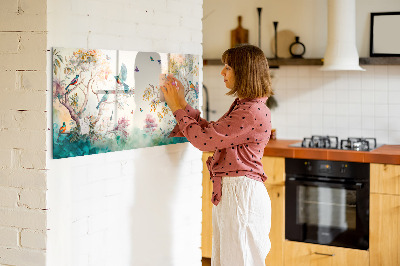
xmin=96 ymin=90 xmax=109 ymax=109
xmin=114 ymin=64 xmax=131 ymax=93
xmin=65 ymin=75 xmax=79 ymax=93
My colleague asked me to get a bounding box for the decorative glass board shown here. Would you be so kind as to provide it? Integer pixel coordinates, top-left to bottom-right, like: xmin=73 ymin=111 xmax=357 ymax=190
xmin=52 ymin=48 xmax=200 ymax=159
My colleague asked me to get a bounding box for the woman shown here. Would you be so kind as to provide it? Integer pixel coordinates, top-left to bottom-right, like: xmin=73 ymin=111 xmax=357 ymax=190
xmin=162 ymin=44 xmax=273 ymax=266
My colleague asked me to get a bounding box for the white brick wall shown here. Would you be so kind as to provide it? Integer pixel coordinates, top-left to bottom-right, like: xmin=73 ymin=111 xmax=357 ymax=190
xmin=0 ymin=169 xmax=47 ymax=189
xmin=0 ymin=187 xmax=19 ymax=208
xmin=0 ymin=0 xmax=48 ymax=265
xmin=21 ymin=229 xmax=47 ymax=250
xmin=0 ymin=227 xmax=19 ymax=247
xmin=46 ymin=1 xmax=203 ymax=266
xmin=0 ymin=247 xmax=46 ymax=266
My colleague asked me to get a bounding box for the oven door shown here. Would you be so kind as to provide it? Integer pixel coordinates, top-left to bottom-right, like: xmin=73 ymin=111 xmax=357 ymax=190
xmin=285 ymin=177 xmax=369 ymax=250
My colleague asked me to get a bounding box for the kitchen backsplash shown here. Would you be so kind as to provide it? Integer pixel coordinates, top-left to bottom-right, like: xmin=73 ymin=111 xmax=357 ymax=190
xmin=203 ymin=65 xmax=400 ymax=144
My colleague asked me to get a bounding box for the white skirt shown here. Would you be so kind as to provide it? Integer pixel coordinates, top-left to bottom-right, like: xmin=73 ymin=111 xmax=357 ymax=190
xmin=212 ymin=176 xmax=271 ymax=266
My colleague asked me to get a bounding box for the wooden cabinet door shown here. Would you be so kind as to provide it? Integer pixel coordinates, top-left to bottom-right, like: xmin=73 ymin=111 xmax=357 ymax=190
xmin=202 ymin=152 xmax=213 ymax=258
xmin=370 ymin=163 xmax=400 ymax=195
xmin=265 ymin=184 xmax=285 ymax=266
xmin=262 ymin=156 xmax=285 ymax=186
xmin=370 ymin=193 xmax=400 ymax=266
xmin=284 ymin=241 xmax=369 ymax=266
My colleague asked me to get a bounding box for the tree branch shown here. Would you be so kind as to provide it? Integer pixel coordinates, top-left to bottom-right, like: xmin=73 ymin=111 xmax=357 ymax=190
xmin=60 ymin=93 xmax=81 ymax=129
xmin=78 ymin=78 xmax=93 ymax=116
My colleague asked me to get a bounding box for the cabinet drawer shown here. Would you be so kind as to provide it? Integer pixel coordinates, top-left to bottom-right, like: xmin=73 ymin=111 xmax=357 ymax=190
xmin=284 ymin=241 xmax=369 ymax=266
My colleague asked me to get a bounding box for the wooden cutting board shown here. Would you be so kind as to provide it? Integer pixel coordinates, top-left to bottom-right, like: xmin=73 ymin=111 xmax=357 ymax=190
xmin=231 ymin=16 xmax=249 ymax=48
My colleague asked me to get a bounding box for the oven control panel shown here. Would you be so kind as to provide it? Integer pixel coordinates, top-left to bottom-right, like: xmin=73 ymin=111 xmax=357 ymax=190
xmin=286 ymin=158 xmax=369 ymax=180
xmin=318 ymin=162 xmax=332 ymax=173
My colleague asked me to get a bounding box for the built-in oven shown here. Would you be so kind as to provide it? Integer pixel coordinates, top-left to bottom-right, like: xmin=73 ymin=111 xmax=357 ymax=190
xmin=285 ymin=158 xmax=370 ymax=250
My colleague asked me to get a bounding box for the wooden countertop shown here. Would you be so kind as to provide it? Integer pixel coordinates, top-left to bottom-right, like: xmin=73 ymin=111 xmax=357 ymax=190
xmin=263 ymin=139 xmax=400 ymax=165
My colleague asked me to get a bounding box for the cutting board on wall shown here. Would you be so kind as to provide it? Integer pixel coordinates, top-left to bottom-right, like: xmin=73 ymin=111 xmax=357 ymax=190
xmin=231 ymin=16 xmax=249 ymax=48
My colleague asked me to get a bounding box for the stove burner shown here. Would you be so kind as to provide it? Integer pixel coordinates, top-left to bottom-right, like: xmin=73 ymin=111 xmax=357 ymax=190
xmin=340 ymin=137 xmax=377 ymax=151
xmin=301 ymin=135 xmax=339 ymax=149
xmin=295 ymin=136 xmax=378 ymax=151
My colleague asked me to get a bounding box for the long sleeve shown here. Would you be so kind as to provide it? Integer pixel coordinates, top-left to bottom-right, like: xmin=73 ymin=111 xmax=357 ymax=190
xmin=172 ymin=105 xmax=257 ymax=152
xmin=168 ymin=104 xmax=211 ymax=137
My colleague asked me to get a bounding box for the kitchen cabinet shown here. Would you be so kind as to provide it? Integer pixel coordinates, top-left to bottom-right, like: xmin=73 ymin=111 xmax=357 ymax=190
xmin=370 ymin=163 xmax=400 ymax=266
xmin=201 ymin=153 xmax=286 ymax=265
xmin=370 ymin=193 xmax=400 ymax=266
xmin=370 ymin=163 xmax=400 ymax=195
xmin=261 ymin=141 xmax=400 ymax=266
xmin=202 ymin=152 xmax=213 ymax=258
xmin=261 ymin=156 xmax=285 ymax=266
xmin=284 ymin=241 xmax=369 ymax=266
xmin=261 ymin=156 xmax=285 ymax=186
xmin=264 ymin=184 xmax=285 ymax=265
xmin=202 ymin=156 xmax=400 ymax=265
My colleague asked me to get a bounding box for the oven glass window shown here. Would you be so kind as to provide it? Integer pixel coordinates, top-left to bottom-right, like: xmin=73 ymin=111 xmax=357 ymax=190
xmin=297 ymin=186 xmax=356 ymax=230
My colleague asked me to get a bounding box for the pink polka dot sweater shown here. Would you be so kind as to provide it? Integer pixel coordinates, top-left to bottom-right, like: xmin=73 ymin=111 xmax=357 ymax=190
xmin=169 ymin=97 xmax=271 ymax=206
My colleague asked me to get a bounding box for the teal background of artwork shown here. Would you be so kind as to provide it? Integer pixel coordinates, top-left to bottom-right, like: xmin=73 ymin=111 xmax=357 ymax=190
xmin=52 ymin=121 xmax=188 ymax=159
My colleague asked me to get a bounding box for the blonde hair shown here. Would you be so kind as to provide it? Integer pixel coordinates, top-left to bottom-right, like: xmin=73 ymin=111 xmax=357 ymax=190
xmin=221 ymin=44 xmax=273 ymax=99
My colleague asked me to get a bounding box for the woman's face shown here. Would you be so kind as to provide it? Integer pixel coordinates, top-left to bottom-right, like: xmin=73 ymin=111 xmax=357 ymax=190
xmin=220 ymin=64 xmax=235 ymax=89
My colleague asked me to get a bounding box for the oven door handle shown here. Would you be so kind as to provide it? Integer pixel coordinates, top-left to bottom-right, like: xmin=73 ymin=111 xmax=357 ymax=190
xmin=286 ymin=177 xmax=364 ymax=189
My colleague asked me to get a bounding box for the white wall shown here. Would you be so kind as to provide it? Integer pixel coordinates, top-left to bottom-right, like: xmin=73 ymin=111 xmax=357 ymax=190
xmin=0 ymin=0 xmax=48 ymax=265
xmin=271 ymin=65 xmax=400 ymax=144
xmin=203 ymin=0 xmax=325 ymax=59
xmin=203 ymin=0 xmax=400 ymax=58
xmin=204 ymin=65 xmax=400 ymax=144
xmin=46 ymin=0 xmax=203 ymax=266
xmin=203 ymin=0 xmax=400 ymax=145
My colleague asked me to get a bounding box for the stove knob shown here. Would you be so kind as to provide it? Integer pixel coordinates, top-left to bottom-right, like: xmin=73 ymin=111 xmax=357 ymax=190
xmin=305 ymin=162 xmax=312 ymax=171
xmin=340 ymin=164 xmax=347 ymax=174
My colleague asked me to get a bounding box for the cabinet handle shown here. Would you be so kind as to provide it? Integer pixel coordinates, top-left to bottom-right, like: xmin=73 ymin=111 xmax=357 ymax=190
xmin=314 ymin=252 xmax=335 ymax=257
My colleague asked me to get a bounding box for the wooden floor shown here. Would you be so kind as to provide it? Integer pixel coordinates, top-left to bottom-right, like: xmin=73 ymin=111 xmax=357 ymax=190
xmin=202 ymin=257 xmax=211 ymax=266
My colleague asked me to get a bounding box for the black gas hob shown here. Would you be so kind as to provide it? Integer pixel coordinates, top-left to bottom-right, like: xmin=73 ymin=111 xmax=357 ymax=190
xmin=289 ymin=135 xmax=382 ymax=151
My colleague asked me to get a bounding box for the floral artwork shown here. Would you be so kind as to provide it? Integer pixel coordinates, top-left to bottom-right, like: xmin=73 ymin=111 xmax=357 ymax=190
xmin=52 ymin=48 xmax=200 ymax=159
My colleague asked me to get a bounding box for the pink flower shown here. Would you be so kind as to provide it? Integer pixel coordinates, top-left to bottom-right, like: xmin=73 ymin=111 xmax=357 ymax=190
xmin=143 ymin=114 xmax=158 ymax=133
xmin=113 ymin=117 xmax=130 ymax=138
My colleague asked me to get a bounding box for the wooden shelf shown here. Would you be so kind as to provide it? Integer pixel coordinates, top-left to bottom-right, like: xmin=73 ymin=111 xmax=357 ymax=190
xmin=268 ymin=58 xmax=322 ymax=67
xmin=203 ymin=57 xmax=400 ymax=67
xmin=359 ymin=57 xmax=400 ymax=65
xmin=203 ymin=58 xmax=323 ymax=67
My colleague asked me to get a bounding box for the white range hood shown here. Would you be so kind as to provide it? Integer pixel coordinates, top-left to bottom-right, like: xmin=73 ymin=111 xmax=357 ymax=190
xmin=320 ymin=0 xmax=365 ymax=71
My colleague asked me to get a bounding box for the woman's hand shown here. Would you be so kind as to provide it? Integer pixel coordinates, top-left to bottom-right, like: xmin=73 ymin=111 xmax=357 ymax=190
xmin=161 ymin=76 xmax=185 ymax=113
xmin=172 ymin=77 xmax=187 ymax=108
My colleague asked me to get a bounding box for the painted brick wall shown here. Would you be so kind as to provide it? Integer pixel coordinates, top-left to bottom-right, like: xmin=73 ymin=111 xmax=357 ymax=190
xmin=204 ymin=65 xmax=400 ymax=144
xmin=46 ymin=0 xmax=203 ymax=266
xmin=0 ymin=0 xmax=48 ymax=265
